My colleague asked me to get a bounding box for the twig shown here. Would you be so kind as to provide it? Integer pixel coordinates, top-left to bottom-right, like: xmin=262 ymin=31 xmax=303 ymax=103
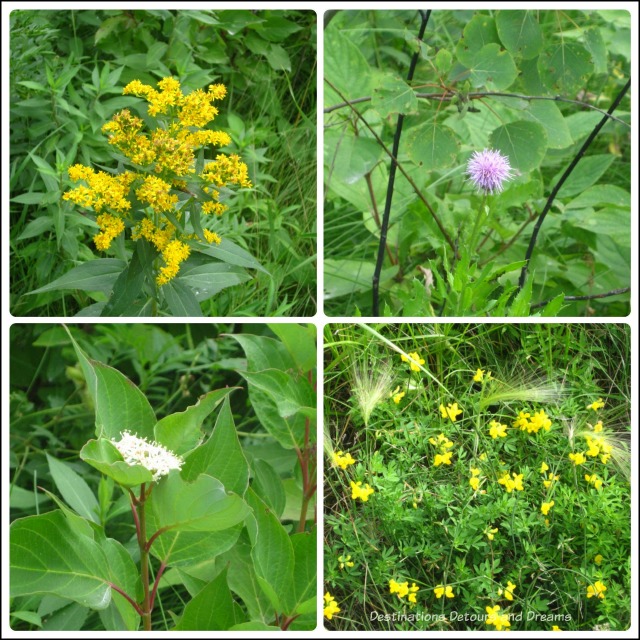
xmin=518 ymin=79 xmax=630 ymax=290
xmin=372 ymin=9 xmax=431 ymax=316
xmin=530 ymin=287 xmax=630 ymax=310
xmin=108 ymin=581 xmax=145 ymax=617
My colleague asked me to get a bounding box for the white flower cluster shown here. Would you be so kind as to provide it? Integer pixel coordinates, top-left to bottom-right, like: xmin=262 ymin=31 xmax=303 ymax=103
xmin=111 ymin=430 xmax=183 ymax=481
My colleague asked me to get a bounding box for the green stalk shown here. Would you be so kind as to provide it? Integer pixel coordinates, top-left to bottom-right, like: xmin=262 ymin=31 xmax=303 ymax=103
xmin=137 ymin=483 xmax=152 ymax=631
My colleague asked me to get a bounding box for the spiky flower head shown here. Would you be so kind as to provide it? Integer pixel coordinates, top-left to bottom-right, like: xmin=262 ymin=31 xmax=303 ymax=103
xmin=467 ymin=148 xmax=514 ymax=194
xmin=111 ymin=430 xmax=183 ymax=481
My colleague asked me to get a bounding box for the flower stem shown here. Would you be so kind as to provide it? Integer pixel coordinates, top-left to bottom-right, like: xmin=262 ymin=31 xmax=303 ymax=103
xmin=137 ymin=483 xmax=152 ymax=631
xmin=468 ymin=193 xmax=487 ymax=258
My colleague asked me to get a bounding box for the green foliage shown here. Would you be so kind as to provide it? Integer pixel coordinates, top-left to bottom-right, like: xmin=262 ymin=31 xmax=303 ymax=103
xmin=9 ymin=323 xmax=316 ymax=630
xmin=324 ymin=10 xmax=630 ymax=316
xmin=324 ymin=323 xmax=630 ymax=631
xmin=10 ymin=9 xmax=316 ymax=317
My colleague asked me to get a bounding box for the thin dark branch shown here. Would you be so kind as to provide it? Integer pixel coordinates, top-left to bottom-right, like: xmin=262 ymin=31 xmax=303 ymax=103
xmin=108 ymin=581 xmax=145 ymax=617
xmin=518 ymin=79 xmax=630 ymax=290
xmin=530 ymin=287 xmax=630 ymax=310
xmin=372 ymin=9 xmax=431 ymax=316
xmin=325 ymin=91 xmax=630 ymax=127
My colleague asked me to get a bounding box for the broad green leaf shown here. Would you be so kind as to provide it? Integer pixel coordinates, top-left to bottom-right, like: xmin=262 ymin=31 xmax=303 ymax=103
xmin=240 ymin=369 xmax=315 ymax=422
xmin=522 ymin=101 xmax=573 ymax=150
xmin=265 ymin=44 xmax=291 ymax=72
xmin=100 ymin=537 xmax=140 ymax=631
xmin=10 ymin=511 xmax=112 ymax=610
xmin=154 ymin=388 xmax=237 ymax=457
xmin=10 ymin=611 xmax=42 ymax=628
xmin=564 ymin=206 xmax=630 ymax=248
xmin=455 ymin=14 xmax=500 ymax=67
xmin=489 ymin=120 xmax=547 ymax=172
xmin=371 ymin=71 xmax=419 ymax=117
xmin=149 ymin=471 xmax=249 ymax=533
xmin=565 ymin=184 xmax=629 ymax=210
xmin=539 ymin=293 xmax=567 ymax=317
xmin=435 ymin=48 xmax=453 ymax=74
xmin=9 ymin=486 xmax=50 ymax=511
xmin=179 ymin=263 xmax=251 ymax=302
xmin=253 ymin=14 xmax=302 ymax=41
xmin=66 ymin=328 xmax=156 ymax=440
xmin=324 ymin=129 xmax=382 ymax=185
xmin=324 ymin=28 xmax=374 ymax=105
xmin=174 ymin=567 xmax=238 ymax=630
xmin=495 ymin=11 xmax=543 ymax=60
xmin=281 ymin=478 xmax=316 ymax=523
xmin=101 ymin=245 xmax=148 ymax=317
xmin=46 ymin=454 xmax=100 ymax=524
xmin=564 ymin=111 xmax=602 ymax=143
xmin=250 ymin=459 xmax=286 ymax=519
xmin=583 ymin=27 xmax=608 ymax=74
xmin=283 ymin=530 xmax=316 ymax=616
xmin=230 ymin=622 xmax=281 ymax=631
xmin=538 ymin=42 xmax=594 ymax=95
xmin=42 ymin=602 xmax=90 ymax=631
xmin=245 ymin=489 xmax=294 ymax=612
xmin=230 ymin=333 xmax=295 ymax=372
xmin=324 ymin=259 xmax=398 ymax=299
xmin=163 ymin=278 xmax=203 ymax=317
xmin=27 ymin=259 xmax=125 ymax=295
xmin=406 ymin=122 xmax=459 ymax=169
xmin=266 ymin=323 xmax=316 ymax=373
xmin=80 ymin=439 xmax=154 ymax=487
xmin=193 ymin=238 xmax=268 ymax=273
xmin=551 ymin=154 xmax=615 ymax=199
xmin=15 ymin=216 xmax=54 ymax=239
xmin=181 ymin=396 xmax=250 ymax=495
xmin=468 ymin=43 xmax=518 ymax=91
xmin=508 ymin=275 xmax=533 ymax=317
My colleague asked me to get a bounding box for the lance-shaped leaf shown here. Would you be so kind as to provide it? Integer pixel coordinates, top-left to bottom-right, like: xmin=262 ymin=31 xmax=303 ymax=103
xmin=245 ymin=489 xmax=294 ymax=613
xmin=283 ymin=530 xmax=316 ymax=616
xmin=65 ymin=327 xmax=156 ymax=440
xmin=80 ymin=438 xmax=154 ymax=487
xmin=181 ymin=396 xmax=250 ymax=495
xmin=154 ymin=387 xmax=238 ymax=457
xmin=46 ymin=454 xmax=100 ymax=523
xmin=148 ymin=471 xmax=249 ymax=534
xmin=266 ymin=323 xmax=316 ymax=373
xmin=10 ymin=511 xmax=113 ymax=610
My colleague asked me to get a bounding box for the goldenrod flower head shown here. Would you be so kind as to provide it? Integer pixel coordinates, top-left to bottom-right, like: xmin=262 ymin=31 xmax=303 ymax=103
xmin=489 ymin=419 xmax=508 ymax=439
xmin=586 ymin=580 xmax=607 ymax=599
xmin=332 ymin=450 xmax=356 ymax=470
xmin=440 ymin=403 xmax=463 ymax=422
xmin=350 ymin=481 xmax=374 ymax=502
xmin=401 ymin=351 xmax=425 ymax=372
xmin=323 ymin=592 xmax=340 ymax=619
xmin=587 ymin=398 xmax=605 ymax=411
xmin=111 ymin=430 xmax=183 ymax=481
xmin=541 ymin=500 xmax=555 ymax=516
xmin=434 ymin=585 xmax=454 ymax=599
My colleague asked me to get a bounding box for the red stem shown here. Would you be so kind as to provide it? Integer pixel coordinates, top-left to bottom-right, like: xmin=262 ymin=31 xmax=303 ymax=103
xmin=108 ymin=581 xmax=145 ymax=617
xmin=149 ymin=559 xmax=168 ymax=612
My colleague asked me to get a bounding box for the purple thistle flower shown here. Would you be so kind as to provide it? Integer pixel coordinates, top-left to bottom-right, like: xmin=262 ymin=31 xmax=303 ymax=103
xmin=466 ymin=148 xmax=514 ymax=194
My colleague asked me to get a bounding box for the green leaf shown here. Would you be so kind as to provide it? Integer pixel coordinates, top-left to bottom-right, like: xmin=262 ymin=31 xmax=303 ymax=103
xmin=489 ymin=120 xmax=547 ymax=172
xmin=551 ymin=154 xmax=614 ymax=199
xmin=245 ymin=489 xmax=294 ymax=612
xmin=565 ymin=184 xmax=629 ymax=210
xmin=583 ymin=27 xmax=608 ymax=75
xmin=155 ymin=388 xmax=237 ymax=457
xmin=265 ymin=44 xmax=291 ymax=72
xmin=193 ymin=238 xmax=268 ymax=273
xmin=162 ymin=278 xmax=203 ymax=317
xmin=10 ymin=611 xmax=43 ymax=628
xmin=324 ymin=130 xmax=382 ymax=185
xmin=10 ymin=511 xmax=112 ymax=610
xmin=80 ymin=439 xmax=154 ymax=487
xmin=101 ymin=244 xmax=148 ymax=317
xmin=324 ymin=259 xmax=398 ymax=298
xmin=406 ymin=122 xmax=459 ymax=169
xmin=181 ymin=396 xmax=250 ymax=495
xmin=522 ymin=101 xmax=573 ymax=150
xmin=284 ymin=530 xmax=316 ymax=616
xmin=27 ymin=259 xmax=125 ymax=295
xmin=100 ymin=537 xmax=140 ymax=631
xmin=468 ymin=43 xmax=518 ymax=90
xmin=253 ymin=15 xmax=302 ymax=41
xmin=230 ymin=622 xmax=281 ymax=631
xmin=539 ymin=293 xmax=566 ymax=317
xmin=455 ymin=14 xmax=500 ymax=67
xmin=266 ymin=323 xmax=316 ymax=372
xmin=179 ymin=263 xmax=251 ymax=302
xmin=538 ymin=42 xmax=594 ymax=95
xmin=508 ymin=275 xmax=533 ymax=317
xmin=46 ymin=454 xmax=100 ymax=524
xmin=230 ymin=333 xmax=295 ymax=372
xmin=149 ymin=471 xmax=249 ymax=533
xmin=371 ymin=72 xmax=419 ymax=117
xmin=495 ymin=11 xmax=543 ymax=60
xmin=324 ymin=28 xmax=374 ymax=105
xmin=9 ymin=486 xmax=50 ymax=510
xmin=66 ymin=328 xmax=156 ymax=440
xmin=250 ymin=459 xmax=286 ymax=519
xmin=174 ymin=567 xmax=238 ymax=630
xmin=435 ymin=48 xmax=453 ymax=74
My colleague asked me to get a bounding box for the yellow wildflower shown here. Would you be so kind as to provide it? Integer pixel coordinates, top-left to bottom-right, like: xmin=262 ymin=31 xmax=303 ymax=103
xmin=489 ymin=420 xmax=507 ymax=439
xmin=540 ymin=462 xmax=549 ymax=474
xmin=593 ymin=420 xmax=603 ymax=433
xmin=584 ymin=474 xmax=603 ymax=490
xmin=332 ymin=451 xmax=356 ymax=470
xmin=486 ymin=605 xmax=510 ymax=631
xmin=434 ymin=451 xmax=453 ymax=467
xmin=439 ymin=403 xmax=463 ymax=422
xmin=93 ymin=213 xmax=125 ymax=251
xmin=338 ymin=555 xmax=354 ymax=569
xmin=568 ymin=452 xmax=586 ymax=466
xmin=391 ymin=386 xmax=406 ymax=404
xmin=586 ymin=580 xmax=607 ymax=599
xmin=434 ymin=585 xmax=454 ymax=599
xmin=552 ymin=625 xmax=561 ymax=631
xmin=503 ymin=581 xmax=516 ymax=601
xmin=473 ymin=368 xmax=491 ymax=382
xmin=323 ymin=592 xmax=340 ymax=620
xmin=587 ymin=398 xmax=605 ymax=411
xmin=486 ymin=527 xmax=498 ymax=541
xmin=401 ymin=351 xmax=425 ymax=372
xmin=350 ymin=481 xmax=374 ymax=502
xmin=541 ymin=501 xmax=555 ymax=516
xmin=594 ymin=554 xmax=603 ymax=565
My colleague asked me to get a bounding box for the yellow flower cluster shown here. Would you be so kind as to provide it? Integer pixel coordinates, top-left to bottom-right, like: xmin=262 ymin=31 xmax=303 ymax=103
xmin=332 ymin=450 xmax=355 ymax=470
xmin=401 ymin=351 xmax=424 ymax=372
xmin=63 ymin=77 xmax=252 ymax=286
xmin=568 ymin=452 xmax=586 ymax=466
xmin=390 ymin=579 xmax=419 ymax=604
xmin=434 ymin=584 xmax=454 ymax=599
xmin=350 ymin=481 xmax=374 ymax=502
xmin=486 ymin=605 xmax=510 ymax=630
xmin=586 ymin=580 xmax=607 ymax=599
xmin=513 ymin=409 xmax=552 ymax=434
xmin=391 ymin=385 xmax=405 ymax=404
xmin=539 ymin=462 xmax=560 ymax=488
xmin=489 ymin=419 xmax=507 ymax=439
xmin=499 ymin=581 xmax=517 ymax=601
xmin=585 ymin=473 xmax=603 ymax=490
xmin=430 ymin=432 xmax=454 ymax=466
xmin=485 ymin=526 xmax=498 ymax=541
xmin=323 ymin=592 xmax=340 ymax=619
xmin=469 ymin=467 xmax=481 ymax=490
xmin=338 ymin=555 xmax=354 ymax=569
xmin=540 ymin=500 xmax=555 ymax=515
xmin=587 ymin=398 xmax=605 ymax=411
xmin=498 ymin=471 xmax=524 ymax=493
xmin=473 ymin=368 xmax=491 ymax=382
xmin=584 ymin=434 xmax=613 ymax=464
xmin=440 ymin=402 xmax=463 ymax=422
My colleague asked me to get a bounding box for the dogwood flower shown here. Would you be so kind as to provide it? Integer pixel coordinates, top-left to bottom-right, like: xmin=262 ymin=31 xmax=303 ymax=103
xmin=111 ymin=431 xmax=183 ymax=481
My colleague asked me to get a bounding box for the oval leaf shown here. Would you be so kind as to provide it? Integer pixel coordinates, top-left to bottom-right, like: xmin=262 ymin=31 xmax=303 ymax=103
xmin=489 ymin=120 xmax=547 ymax=172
